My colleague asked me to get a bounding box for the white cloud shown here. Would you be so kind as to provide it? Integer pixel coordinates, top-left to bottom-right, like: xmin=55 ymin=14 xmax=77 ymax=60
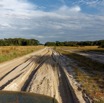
xmin=0 ymin=0 xmax=104 ymax=43
xmin=57 ymin=5 xmax=81 ymax=13
xmin=0 ymin=23 xmax=12 ymax=28
xmin=0 ymin=0 xmax=36 ymax=11
xmin=70 ymin=6 xmax=81 ymax=12
xmin=73 ymin=0 xmax=104 ymax=7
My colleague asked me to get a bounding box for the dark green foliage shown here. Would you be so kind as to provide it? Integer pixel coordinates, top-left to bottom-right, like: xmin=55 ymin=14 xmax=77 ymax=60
xmin=45 ymin=40 xmax=104 ymax=47
xmin=44 ymin=42 xmax=56 ymax=46
xmin=98 ymin=40 xmax=104 ymax=48
xmin=0 ymin=38 xmax=40 ymax=46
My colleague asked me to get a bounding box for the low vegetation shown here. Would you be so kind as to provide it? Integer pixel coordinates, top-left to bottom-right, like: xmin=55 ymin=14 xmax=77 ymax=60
xmin=56 ymin=46 xmax=104 ymax=102
xmin=0 ymin=46 xmax=44 ymax=63
xmin=0 ymin=38 xmax=40 ymax=46
xmin=45 ymin=40 xmax=104 ymax=48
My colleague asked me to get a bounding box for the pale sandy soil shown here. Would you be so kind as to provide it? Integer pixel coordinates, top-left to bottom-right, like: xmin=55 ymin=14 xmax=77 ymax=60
xmin=0 ymin=47 xmax=88 ymax=103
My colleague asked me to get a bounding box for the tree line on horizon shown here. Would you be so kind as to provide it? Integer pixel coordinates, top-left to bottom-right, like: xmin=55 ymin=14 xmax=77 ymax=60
xmin=45 ymin=40 xmax=104 ymax=48
xmin=0 ymin=38 xmax=39 ymax=46
xmin=0 ymin=38 xmax=104 ymax=48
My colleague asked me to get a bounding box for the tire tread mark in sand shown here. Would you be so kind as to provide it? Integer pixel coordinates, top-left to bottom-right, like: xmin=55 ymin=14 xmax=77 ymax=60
xmin=51 ymin=53 xmax=56 ymax=62
xmin=0 ymin=50 xmax=49 ymax=81
xmin=22 ymin=51 xmax=49 ymax=91
xmin=20 ymin=60 xmax=33 ymax=71
xmin=34 ymin=77 xmax=46 ymax=92
xmin=21 ymin=58 xmax=49 ymax=91
xmin=36 ymin=51 xmax=49 ymax=64
xmin=0 ymin=58 xmax=33 ymax=81
xmin=0 ymin=72 xmax=24 ymax=90
xmin=21 ymin=51 xmax=49 ymax=71
xmin=52 ymin=51 xmax=78 ymax=103
xmin=58 ymin=59 xmax=79 ymax=103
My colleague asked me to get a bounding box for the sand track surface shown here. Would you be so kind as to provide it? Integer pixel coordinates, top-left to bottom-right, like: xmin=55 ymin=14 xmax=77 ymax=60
xmin=0 ymin=48 xmax=87 ymax=103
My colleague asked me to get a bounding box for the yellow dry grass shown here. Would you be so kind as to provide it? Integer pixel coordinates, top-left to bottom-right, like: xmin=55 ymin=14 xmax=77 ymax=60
xmin=0 ymin=46 xmax=44 ymax=63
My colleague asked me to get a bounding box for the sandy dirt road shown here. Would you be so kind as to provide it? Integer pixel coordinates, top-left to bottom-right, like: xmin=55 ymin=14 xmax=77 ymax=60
xmin=0 ymin=47 xmax=86 ymax=103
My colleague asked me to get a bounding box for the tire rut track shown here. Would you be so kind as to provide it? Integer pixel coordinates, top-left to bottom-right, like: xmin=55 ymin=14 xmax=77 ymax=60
xmin=0 ymin=72 xmax=23 ymax=90
xmin=21 ymin=56 xmax=50 ymax=91
xmin=0 ymin=48 xmax=48 ymax=80
xmin=58 ymin=63 xmax=78 ymax=103
xmin=0 ymin=58 xmax=33 ymax=81
xmin=52 ymin=51 xmax=79 ymax=103
xmin=0 ymin=49 xmax=49 ymax=81
xmin=2 ymin=49 xmax=50 ymax=91
xmin=0 ymin=48 xmax=83 ymax=103
xmin=26 ymin=54 xmax=61 ymax=102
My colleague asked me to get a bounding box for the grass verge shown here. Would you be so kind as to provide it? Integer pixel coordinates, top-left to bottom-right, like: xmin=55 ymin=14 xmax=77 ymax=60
xmin=0 ymin=46 xmax=44 ymax=63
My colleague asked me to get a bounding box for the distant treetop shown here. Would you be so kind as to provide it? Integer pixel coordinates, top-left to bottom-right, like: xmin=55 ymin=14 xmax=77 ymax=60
xmin=0 ymin=38 xmax=40 ymax=46
xmin=45 ymin=40 xmax=104 ymax=48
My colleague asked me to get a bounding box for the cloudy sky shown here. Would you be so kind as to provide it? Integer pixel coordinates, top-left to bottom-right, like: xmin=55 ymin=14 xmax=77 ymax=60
xmin=0 ymin=0 xmax=104 ymax=43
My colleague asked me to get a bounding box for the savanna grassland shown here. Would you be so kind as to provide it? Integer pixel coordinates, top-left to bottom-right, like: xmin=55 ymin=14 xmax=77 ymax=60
xmin=55 ymin=46 xmax=104 ymax=103
xmin=0 ymin=46 xmax=44 ymax=63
